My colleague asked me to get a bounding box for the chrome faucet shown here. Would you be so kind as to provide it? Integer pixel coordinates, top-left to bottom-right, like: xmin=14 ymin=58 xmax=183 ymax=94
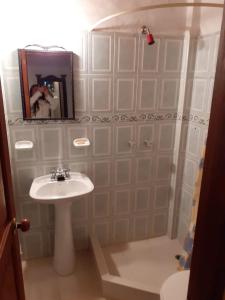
xmin=50 ymin=168 xmax=70 ymax=181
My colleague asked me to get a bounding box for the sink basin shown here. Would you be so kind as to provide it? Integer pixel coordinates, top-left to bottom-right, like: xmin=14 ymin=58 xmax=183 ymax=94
xmin=29 ymin=172 xmax=94 ymax=276
xmin=30 ymin=172 xmax=94 ymax=203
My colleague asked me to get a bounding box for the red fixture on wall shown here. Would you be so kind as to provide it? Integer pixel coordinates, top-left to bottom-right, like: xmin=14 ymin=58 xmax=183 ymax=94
xmin=141 ymin=25 xmax=155 ymax=45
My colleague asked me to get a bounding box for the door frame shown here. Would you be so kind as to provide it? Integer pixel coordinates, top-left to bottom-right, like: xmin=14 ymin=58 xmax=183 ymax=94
xmin=0 ymin=79 xmax=25 ymax=299
xmin=188 ymin=3 xmax=225 ymax=300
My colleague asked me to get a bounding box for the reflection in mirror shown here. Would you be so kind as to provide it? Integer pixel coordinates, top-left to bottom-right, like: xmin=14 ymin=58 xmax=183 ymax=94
xmin=18 ymin=49 xmax=74 ymax=120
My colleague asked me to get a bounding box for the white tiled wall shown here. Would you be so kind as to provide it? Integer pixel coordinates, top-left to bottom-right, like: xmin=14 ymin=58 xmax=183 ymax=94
xmin=177 ymin=33 xmax=220 ymax=244
xmin=2 ymin=31 xmax=219 ymax=258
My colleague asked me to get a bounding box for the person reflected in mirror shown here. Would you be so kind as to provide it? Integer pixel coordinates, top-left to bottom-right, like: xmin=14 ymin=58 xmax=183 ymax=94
xmin=29 ymin=84 xmax=59 ymax=119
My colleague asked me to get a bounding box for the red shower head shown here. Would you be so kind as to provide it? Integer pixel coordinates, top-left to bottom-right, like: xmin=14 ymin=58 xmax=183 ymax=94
xmin=146 ymin=32 xmax=155 ymax=45
xmin=141 ymin=26 xmax=155 ymax=45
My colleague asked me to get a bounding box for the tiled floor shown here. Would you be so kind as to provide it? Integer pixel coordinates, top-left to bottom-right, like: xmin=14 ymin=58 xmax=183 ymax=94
xmin=22 ymin=237 xmax=182 ymax=299
xmin=103 ymin=236 xmax=182 ymax=294
xmin=22 ymin=250 xmax=107 ymax=300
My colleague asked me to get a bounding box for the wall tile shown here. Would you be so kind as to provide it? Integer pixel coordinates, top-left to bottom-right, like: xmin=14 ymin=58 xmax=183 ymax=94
xmin=160 ymin=79 xmax=179 ymax=110
xmin=158 ymin=123 xmax=175 ymax=151
xmin=92 ymin=160 xmax=111 ymax=187
xmin=137 ymin=78 xmax=157 ymax=111
xmin=115 ymin=125 xmax=134 ymax=154
xmin=89 ymin=32 xmax=114 ymax=73
xmin=133 ymin=215 xmax=150 ymax=240
xmin=137 ymin=124 xmax=154 ymax=152
xmin=11 ymin=127 xmax=37 ymax=162
xmin=187 ymin=125 xmax=201 ymax=157
xmin=194 ymin=37 xmax=211 ymax=73
xmin=93 ymin=126 xmax=111 ymax=156
xmin=177 ymin=218 xmax=189 ymax=245
xmin=44 ymin=230 xmax=54 ymax=256
xmin=189 ymin=37 xmax=212 ymax=74
xmin=153 ymin=212 xmax=168 ymax=236
xmin=4 ymin=74 xmax=22 ymax=113
xmin=179 ymin=189 xmax=193 ymax=224
xmin=40 ymin=127 xmax=63 ymax=160
xmin=16 ymin=166 xmax=38 ymax=197
xmin=113 ymin=218 xmax=130 ymax=243
xmin=181 ymin=124 xmax=189 ymax=152
xmin=116 ymin=34 xmax=137 ymax=73
xmin=74 ymin=77 xmax=88 ymax=112
xmin=139 ymin=37 xmax=160 ymax=73
xmin=2 ymin=50 xmax=19 ymax=70
xmin=92 ymin=221 xmax=110 ymax=245
xmin=206 ymin=78 xmax=215 ymax=114
xmin=115 ymin=159 xmax=132 ymax=186
xmin=92 ymin=192 xmax=110 ymax=218
xmin=67 ymin=126 xmax=88 ymax=158
xmin=156 ymin=156 xmax=172 ymax=180
xmin=113 ymin=190 xmax=131 ymax=216
xmin=183 ymin=159 xmax=198 ymax=189
xmin=23 ymin=232 xmax=43 ymax=259
xmin=164 ymin=39 xmax=183 ymax=72
xmin=73 ymin=224 xmax=89 ymax=250
xmin=71 ymin=195 xmax=88 ymax=220
xmin=134 ymin=188 xmax=151 ymax=212
xmin=69 ymin=161 xmax=88 ymax=175
xmin=203 ymin=128 xmax=209 ymax=145
xmin=190 ymin=79 xmax=207 ymax=112
xmin=136 ymin=157 xmax=152 ymax=183
xmin=212 ymin=34 xmax=220 ymax=74
xmin=154 ymin=185 xmax=170 ymax=209
xmin=47 ymin=205 xmax=55 ymax=227
xmin=115 ymin=78 xmax=136 ymax=111
xmin=90 ymin=77 xmax=112 ymax=112
xmin=73 ymin=32 xmax=88 ymax=73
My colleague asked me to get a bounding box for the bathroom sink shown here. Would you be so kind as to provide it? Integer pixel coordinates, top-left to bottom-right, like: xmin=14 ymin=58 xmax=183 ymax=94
xmin=29 ymin=172 xmax=94 ymax=203
xmin=29 ymin=172 xmax=94 ymax=276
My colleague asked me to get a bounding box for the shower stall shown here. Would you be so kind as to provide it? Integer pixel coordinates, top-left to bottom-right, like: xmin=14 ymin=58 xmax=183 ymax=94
xmin=89 ymin=28 xmax=220 ymax=299
xmin=87 ymin=3 xmax=222 ymax=300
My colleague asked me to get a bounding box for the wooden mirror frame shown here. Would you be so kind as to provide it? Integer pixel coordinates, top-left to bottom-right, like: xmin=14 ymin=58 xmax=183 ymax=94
xmin=18 ymin=49 xmax=74 ymax=120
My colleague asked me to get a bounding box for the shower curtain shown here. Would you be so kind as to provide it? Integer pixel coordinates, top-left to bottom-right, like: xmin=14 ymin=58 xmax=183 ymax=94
xmin=178 ymin=147 xmax=206 ymax=270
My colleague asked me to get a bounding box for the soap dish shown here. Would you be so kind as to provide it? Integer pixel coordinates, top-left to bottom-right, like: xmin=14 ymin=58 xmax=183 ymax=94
xmin=73 ymin=138 xmax=90 ymax=148
xmin=15 ymin=140 xmax=34 ymax=150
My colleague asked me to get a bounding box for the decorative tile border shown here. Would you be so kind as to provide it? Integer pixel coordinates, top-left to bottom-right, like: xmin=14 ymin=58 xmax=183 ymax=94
xmin=8 ymin=112 xmax=209 ymax=126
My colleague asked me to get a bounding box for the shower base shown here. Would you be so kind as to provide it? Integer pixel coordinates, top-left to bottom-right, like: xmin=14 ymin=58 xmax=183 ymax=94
xmin=90 ymin=235 xmax=182 ymax=300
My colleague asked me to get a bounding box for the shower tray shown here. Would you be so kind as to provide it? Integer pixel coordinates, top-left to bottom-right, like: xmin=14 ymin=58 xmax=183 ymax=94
xmin=90 ymin=235 xmax=182 ymax=300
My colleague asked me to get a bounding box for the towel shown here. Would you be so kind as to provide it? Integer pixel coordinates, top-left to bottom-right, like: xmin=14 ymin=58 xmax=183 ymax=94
xmin=178 ymin=147 xmax=205 ymax=270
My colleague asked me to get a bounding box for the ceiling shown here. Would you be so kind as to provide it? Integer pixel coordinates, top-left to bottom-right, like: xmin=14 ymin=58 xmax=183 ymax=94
xmin=0 ymin=0 xmax=223 ymax=56
xmin=76 ymin=0 xmax=224 ymax=35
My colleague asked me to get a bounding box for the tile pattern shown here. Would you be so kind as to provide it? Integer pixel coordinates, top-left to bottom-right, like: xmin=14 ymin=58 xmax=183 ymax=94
xmin=177 ymin=33 xmax=220 ymax=244
xmin=8 ymin=111 xmax=209 ymax=126
xmin=22 ymin=251 xmax=106 ymax=300
xmin=1 ymin=31 xmax=218 ymax=258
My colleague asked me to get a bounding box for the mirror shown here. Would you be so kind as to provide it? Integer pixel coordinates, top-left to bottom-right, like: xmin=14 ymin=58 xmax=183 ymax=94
xmin=18 ymin=49 xmax=74 ymax=120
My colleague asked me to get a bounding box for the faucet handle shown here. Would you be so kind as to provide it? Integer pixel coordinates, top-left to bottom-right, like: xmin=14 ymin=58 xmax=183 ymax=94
xmin=63 ymin=168 xmax=70 ymax=178
xmin=56 ymin=167 xmax=63 ymax=173
xmin=50 ymin=168 xmax=57 ymax=180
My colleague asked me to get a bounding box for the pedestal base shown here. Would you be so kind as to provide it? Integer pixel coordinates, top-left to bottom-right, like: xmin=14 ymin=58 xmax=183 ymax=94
xmin=53 ymin=201 xmax=75 ymax=275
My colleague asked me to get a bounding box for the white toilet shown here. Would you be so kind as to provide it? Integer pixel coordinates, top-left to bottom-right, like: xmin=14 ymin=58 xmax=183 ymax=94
xmin=160 ymin=270 xmax=190 ymax=300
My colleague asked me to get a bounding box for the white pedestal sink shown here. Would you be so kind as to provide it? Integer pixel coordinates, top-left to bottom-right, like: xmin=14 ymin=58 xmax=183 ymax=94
xmin=29 ymin=172 xmax=94 ymax=276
